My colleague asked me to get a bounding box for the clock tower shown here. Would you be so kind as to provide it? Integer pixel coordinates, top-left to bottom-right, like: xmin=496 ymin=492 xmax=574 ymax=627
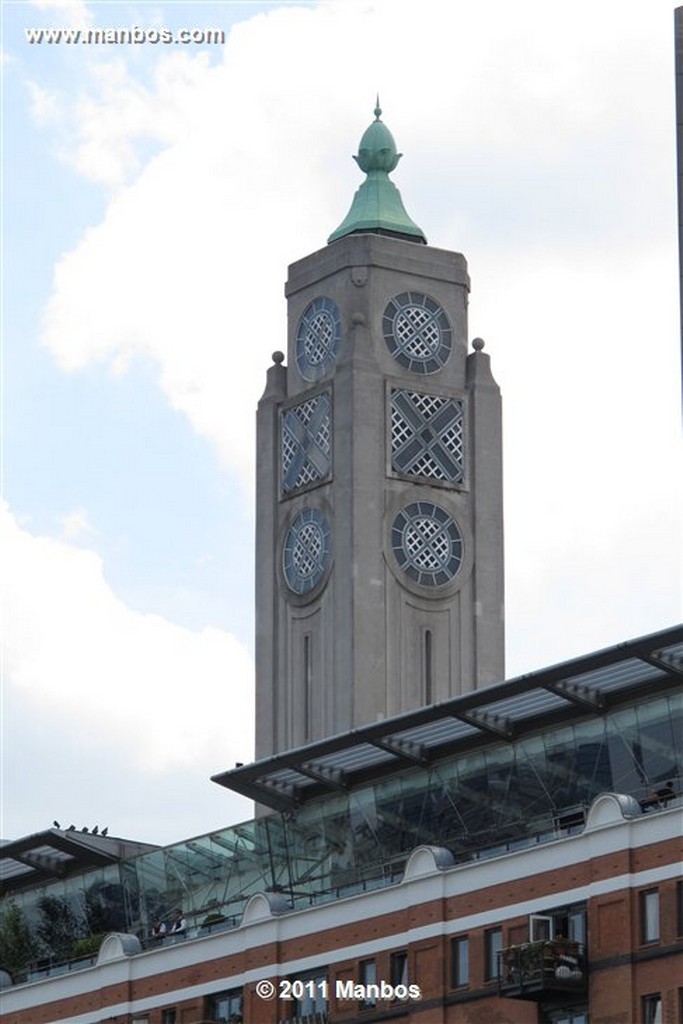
xmin=255 ymin=105 xmax=504 ymax=758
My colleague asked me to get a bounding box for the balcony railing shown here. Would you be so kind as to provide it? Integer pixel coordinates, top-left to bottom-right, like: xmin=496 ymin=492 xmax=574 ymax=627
xmin=498 ymin=939 xmax=586 ymax=1001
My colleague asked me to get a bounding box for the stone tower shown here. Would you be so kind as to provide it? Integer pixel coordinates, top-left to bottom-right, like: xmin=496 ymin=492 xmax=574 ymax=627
xmin=255 ymin=105 xmax=504 ymax=759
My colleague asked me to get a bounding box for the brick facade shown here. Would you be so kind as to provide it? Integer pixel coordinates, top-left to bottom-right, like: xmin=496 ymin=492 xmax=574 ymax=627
xmin=2 ymin=798 xmax=680 ymax=1024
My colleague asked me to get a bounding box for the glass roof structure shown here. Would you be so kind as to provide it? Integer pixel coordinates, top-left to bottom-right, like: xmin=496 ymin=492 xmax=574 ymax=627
xmin=212 ymin=625 xmax=683 ymax=810
xmin=2 ymin=625 xmax=681 ymax=983
xmin=0 ymin=831 xmax=157 ymax=896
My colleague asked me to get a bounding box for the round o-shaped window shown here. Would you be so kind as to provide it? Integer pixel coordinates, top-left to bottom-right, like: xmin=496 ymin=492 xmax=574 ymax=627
xmin=391 ymin=501 xmax=463 ymax=587
xmin=295 ymin=297 xmax=341 ymax=381
xmin=383 ymin=292 xmax=451 ymax=374
xmin=282 ymin=508 xmax=332 ymax=595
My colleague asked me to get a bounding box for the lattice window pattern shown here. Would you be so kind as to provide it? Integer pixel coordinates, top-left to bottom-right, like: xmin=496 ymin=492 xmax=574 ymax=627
xmin=281 ymin=391 xmax=332 ymax=494
xmin=383 ymin=292 xmax=452 ymax=374
xmin=282 ymin=508 xmax=332 ymax=595
xmin=296 ymin=296 xmax=341 ymax=382
xmin=391 ymin=389 xmax=463 ymax=483
xmin=391 ymin=502 xmax=463 ymax=587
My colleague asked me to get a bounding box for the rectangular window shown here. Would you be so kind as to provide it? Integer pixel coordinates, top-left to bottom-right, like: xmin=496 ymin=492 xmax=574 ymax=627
xmin=485 ymin=928 xmax=502 ymax=981
xmin=290 ymin=972 xmax=327 ymax=1017
xmin=529 ymin=914 xmax=553 ymax=941
xmin=206 ymin=988 xmax=243 ymax=1022
xmin=641 ymin=889 xmax=660 ymax=944
xmin=547 ymin=1011 xmax=588 ymax=1024
xmin=642 ymin=993 xmax=663 ymax=1024
xmin=303 ymin=633 xmax=311 ymax=743
xmin=424 ymin=629 xmax=433 ymax=704
xmin=567 ymin=908 xmax=587 ymax=947
xmin=360 ymin=958 xmax=377 ymax=1008
xmin=161 ymin=1012 xmax=177 ymax=1024
xmin=450 ymin=935 xmax=469 ymax=987
xmin=390 ymin=950 xmax=408 ymax=988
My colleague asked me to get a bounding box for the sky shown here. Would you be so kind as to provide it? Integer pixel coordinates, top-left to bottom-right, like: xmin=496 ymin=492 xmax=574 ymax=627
xmin=1 ymin=0 xmax=681 ymax=847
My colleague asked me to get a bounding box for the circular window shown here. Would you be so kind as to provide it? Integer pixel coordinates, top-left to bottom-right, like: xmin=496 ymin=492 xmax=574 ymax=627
xmin=383 ymin=292 xmax=451 ymax=374
xmin=282 ymin=508 xmax=332 ymax=595
xmin=296 ymin=297 xmax=341 ymax=381
xmin=391 ymin=501 xmax=463 ymax=587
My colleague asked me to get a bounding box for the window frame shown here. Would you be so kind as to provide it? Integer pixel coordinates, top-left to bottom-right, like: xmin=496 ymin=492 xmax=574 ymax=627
xmin=389 ymin=950 xmax=408 ymax=989
xmin=642 ymin=992 xmax=663 ymax=1024
xmin=359 ymin=957 xmax=377 ymax=1008
xmin=529 ymin=914 xmax=553 ymax=941
xmin=205 ymin=987 xmax=243 ymax=1023
xmin=484 ymin=927 xmax=503 ymax=981
xmin=450 ymin=935 xmax=469 ymax=988
xmin=640 ymin=889 xmax=660 ymax=945
xmin=288 ymin=969 xmax=328 ymax=1017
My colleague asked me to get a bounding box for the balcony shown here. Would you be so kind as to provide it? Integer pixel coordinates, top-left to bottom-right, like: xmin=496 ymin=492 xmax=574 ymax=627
xmin=498 ymin=939 xmax=586 ymax=1001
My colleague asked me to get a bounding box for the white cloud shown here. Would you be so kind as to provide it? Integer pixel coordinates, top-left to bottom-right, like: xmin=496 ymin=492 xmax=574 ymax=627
xmin=30 ymin=0 xmax=94 ymax=28
xmin=36 ymin=0 xmax=679 ymax=498
xmin=60 ymin=506 xmax=95 ymax=541
xmin=66 ymin=53 xmax=214 ymax=189
xmin=27 ymin=80 xmax=63 ymax=127
xmin=1 ymin=502 xmax=255 ymax=774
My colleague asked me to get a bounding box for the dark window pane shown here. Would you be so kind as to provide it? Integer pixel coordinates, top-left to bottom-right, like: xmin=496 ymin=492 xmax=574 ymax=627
xmin=451 ymin=936 xmax=469 ymax=987
xmin=485 ymin=928 xmax=502 ymax=980
xmin=642 ymin=993 xmax=663 ymax=1024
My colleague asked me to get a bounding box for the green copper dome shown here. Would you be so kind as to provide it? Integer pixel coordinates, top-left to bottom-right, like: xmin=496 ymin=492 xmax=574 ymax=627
xmin=328 ymin=102 xmax=427 ymax=245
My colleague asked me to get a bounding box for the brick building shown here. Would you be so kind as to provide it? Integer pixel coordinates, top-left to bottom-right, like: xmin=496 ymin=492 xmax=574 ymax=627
xmin=1 ymin=626 xmax=681 ymax=1024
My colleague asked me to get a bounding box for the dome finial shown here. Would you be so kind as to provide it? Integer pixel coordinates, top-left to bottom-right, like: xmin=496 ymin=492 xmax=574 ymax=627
xmin=328 ymin=103 xmax=427 ymax=245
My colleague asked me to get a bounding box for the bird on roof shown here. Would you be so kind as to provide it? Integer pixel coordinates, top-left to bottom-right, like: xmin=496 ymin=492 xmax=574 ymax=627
xmin=92 ymin=826 xmax=99 ymax=835
xmin=101 ymin=827 xmax=108 ymax=836
xmin=53 ymin=820 xmax=60 ymax=828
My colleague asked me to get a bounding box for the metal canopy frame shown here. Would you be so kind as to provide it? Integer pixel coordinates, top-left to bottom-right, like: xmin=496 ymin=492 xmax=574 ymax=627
xmin=212 ymin=625 xmax=683 ymax=812
xmin=0 ymin=830 xmax=158 ymax=896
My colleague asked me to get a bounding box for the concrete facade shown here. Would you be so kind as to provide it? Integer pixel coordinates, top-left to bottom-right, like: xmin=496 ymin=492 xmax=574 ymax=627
xmin=255 ymin=233 xmax=504 ymax=759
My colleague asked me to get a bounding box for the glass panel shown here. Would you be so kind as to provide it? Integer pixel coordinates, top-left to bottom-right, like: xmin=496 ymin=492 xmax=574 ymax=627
xmin=291 ymin=971 xmax=327 ymax=1016
xmin=568 ymin=910 xmax=587 ymax=946
xmin=360 ymin=959 xmax=377 ymax=1006
xmin=390 ymin=951 xmax=408 ymax=987
xmin=4 ymin=691 xmax=680 ymax=975
xmin=529 ymin=915 xmax=553 ymax=941
xmin=549 ymin=1013 xmax=588 ymax=1024
xmin=641 ymin=890 xmax=660 ymax=943
xmin=643 ymin=994 xmax=663 ymax=1024
xmin=485 ymin=928 xmax=502 ymax=980
xmin=208 ymin=989 xmax=242 ymax=1023
xmin=451 ymin=936 xmax=469 ymax=987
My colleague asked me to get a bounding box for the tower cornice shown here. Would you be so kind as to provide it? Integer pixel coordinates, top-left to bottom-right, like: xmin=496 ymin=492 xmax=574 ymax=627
xmin=286 ymin=233 xmax=469 ymax=298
